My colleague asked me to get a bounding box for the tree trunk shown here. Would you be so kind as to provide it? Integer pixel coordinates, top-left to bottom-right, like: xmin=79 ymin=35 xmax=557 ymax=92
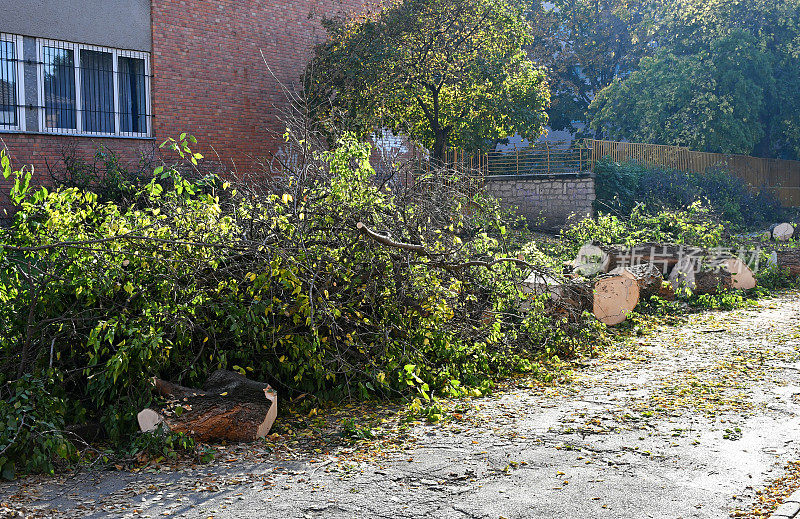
xmin=775 ymin=249 xmax=800 ymax=276
xmin=593 ymin=273 xmax=640 ymax=326
xmin=694 ymin=268 xmax=734 ymax=295
xmin=138 ymin=370 xmax=277 ymax=443
xmin=432 ymin=129 xmax=447 ymax=163
xmin=724 ymin=258 xmax=757 ymax=290
xmin=612 ymin=264 xmax=674 ymax=301
xmin=574 ymin=242 xmax=756 ymax=291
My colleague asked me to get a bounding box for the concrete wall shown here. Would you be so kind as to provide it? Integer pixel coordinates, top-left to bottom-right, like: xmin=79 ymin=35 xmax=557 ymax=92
xmin=1 ymin=0 xmax=152 ymax=51
xmin=485 ymin=173 xmax=595 ymax=229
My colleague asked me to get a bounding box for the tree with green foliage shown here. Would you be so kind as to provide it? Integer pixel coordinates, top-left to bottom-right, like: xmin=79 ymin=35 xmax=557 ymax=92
xmin=305 ymin=0 xmax=550 ymax=160
xmin=589 ymin=0 xmax=800 ymax=159
xmin=590 ymin=31 xmax=772 ymax=154
xmin=527 ymin=0 xmax=654 ymax=136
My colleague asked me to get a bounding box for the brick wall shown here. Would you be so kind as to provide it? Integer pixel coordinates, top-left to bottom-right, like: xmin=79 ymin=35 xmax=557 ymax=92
xmin=0 ymin=0 xmax=368 ymax=204
xmin=0 ymin=134 xmax=158 ymax=218
xmin=150 ymin=0 xmax=369 ymax=175
xmin=484 ymin=173 xmax=596 ymax=229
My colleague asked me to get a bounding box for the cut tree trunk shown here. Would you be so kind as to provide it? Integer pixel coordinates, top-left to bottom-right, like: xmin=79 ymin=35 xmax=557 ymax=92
xmin=137 ymin=370 xmax=277 ymax=443
xmin=668 ymin=259 xmax=735 ymax=296
xmin=593 ymin=273 xmax=640 ymax=326
xmin=694 ymin=268 xmax=734 ymax=295
xmin=724 ymin=258 xmax=757 ymax=290
xmin=525 ymin=264 xmax=671 ymax=326
xmin=612 ymin=264 xmax=674 ymax=301
xmin=574 ymin=242 xmax=710 ymax=275
xmin=770 ymin=223 xmax=795 ymax=241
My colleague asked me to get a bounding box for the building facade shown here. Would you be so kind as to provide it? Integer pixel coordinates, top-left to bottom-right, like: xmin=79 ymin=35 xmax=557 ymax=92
xmin=0 ymin=0 xmax=366 ymax=210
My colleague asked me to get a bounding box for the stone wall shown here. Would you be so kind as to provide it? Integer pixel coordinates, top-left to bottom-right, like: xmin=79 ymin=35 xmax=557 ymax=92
xmin=484 ymin=173 xmax=595 ymax=229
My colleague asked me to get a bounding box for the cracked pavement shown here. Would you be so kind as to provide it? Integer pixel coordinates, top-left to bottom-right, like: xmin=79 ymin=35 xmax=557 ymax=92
xmin=5 ymin=291 xmax=800 ymax=518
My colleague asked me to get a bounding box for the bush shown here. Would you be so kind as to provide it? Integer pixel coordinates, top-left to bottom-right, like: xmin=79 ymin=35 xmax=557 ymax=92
xmin=0 ymin=374 xmax=76 ymax=479
xmin=593 ymin=158 xmax=785 ymax=230
xmin=0 ymin=134 xmax=601 ymax=476
xmin=559 ymin=202 xmax=726 ymax=258
xmin=48 ymin=144 xmax=156 ymax=207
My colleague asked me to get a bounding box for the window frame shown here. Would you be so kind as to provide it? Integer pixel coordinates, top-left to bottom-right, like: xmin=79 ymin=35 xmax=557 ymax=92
xmin=36 ymin=38 xmax=151 ymax=137
xmin=0 ymin=32 xmax=26 ymax=132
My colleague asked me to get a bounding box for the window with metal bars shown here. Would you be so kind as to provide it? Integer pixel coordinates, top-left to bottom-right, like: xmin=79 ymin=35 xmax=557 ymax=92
xmin=0 ymin=33 xmax=24 ymax=131
xmin=35 ymin=38 xmax=151 ymax=137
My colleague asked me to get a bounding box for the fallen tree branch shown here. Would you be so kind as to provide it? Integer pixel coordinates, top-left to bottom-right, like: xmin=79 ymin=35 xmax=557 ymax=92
xmin=356 ymin=222 xmax=536 ymax=271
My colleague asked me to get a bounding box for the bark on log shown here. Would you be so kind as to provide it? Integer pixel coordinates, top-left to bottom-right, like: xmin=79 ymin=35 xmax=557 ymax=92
xmin=694 ymin=268 xmax=734 ymax=295
xmin=668 ymin=256 xmax=697 ymax=294
xmin=775 ymin=249 xmax=800 ymax=276
xmin=668 ymin=260 xmax=735 ymax=296
xmin=137 ymin=370 xmax=277 ymax=443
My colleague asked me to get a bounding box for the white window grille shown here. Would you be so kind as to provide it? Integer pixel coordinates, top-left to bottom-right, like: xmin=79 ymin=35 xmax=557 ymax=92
xmin=0 ymin=33 xmax=25 ymax=131
xmin=35 ymin=38 xmax=151 ymax=137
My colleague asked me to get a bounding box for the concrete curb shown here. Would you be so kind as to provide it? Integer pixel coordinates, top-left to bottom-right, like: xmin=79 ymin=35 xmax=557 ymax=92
xmin=770 ymin=489 xmax=800 ymax=518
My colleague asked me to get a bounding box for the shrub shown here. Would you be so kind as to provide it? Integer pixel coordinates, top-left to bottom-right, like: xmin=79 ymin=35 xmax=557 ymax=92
xmin=559 ymin=202 xmax=726 ymax=258
xmin=593 ymin=158 xmax=785 ymax=230
xmin=47 ymin=145 xmax=156 ymax=207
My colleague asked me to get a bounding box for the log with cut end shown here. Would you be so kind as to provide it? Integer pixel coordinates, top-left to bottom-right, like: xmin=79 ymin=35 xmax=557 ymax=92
xmin=137 ymin=370 xmax=277 ymax=443
xmin=592 ymin=273 xmax=640 ymax=326
xmin=770 ymin=223 xmax=795 ymax=242
xmin=694 ymin=268 xmax=734 ymax=295
xmin=724 ymin=258 xmax=757 ymax=290
xmin=612 ymin=264 xmax=675 ymax=301
xmin=574 ymin=242 xmax=709 ymax=275
xmin=525 ymin=264 xmax=670 ymax=325
xmin=668 ymin=259 xmax=736 ymax=295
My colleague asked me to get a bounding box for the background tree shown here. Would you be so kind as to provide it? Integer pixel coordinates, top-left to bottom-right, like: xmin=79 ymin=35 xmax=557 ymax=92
xmin=589 ymin=0 xmax=800 ymax=159
xmin=589 ymin=31 xmax=772 ymax=154
xmin=526 ymin=0 xmax=655 ymax=137
xmin=306 ymin=0 xmax=551 ymax=160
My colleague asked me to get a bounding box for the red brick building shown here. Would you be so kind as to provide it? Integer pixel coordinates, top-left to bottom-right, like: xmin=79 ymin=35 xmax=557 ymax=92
xmin=0 ymin=0 xmax=367 ymax=199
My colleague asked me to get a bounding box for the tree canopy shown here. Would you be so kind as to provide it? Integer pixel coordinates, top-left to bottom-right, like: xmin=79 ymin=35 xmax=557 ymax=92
xmin=590 ymin=31 xmax=772 ymax=154
xmin=527 ymin=0 xmax=654 ymax=136
xmin=528 ymin=0 xmax=800 ymax=159
xmin=305 ymin=0 xmax=550 ymax=160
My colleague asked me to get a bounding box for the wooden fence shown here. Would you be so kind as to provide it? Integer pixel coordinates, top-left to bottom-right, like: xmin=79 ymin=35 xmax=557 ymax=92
xmin=588 ymin=139 xmax=800 ymax=207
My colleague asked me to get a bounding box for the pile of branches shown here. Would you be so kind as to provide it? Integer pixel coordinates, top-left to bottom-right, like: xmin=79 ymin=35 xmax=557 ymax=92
xmin=0 ymin=117 xmax=594 ymax=474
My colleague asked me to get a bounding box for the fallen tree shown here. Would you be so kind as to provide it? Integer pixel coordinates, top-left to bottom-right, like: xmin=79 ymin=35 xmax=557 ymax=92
xmin=572 ymin=242 xmax=757 ymax=292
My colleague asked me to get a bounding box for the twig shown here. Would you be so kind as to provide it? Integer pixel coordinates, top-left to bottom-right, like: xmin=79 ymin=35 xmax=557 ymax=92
xmin=356 ymin=221 xmax=537 ymax=271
